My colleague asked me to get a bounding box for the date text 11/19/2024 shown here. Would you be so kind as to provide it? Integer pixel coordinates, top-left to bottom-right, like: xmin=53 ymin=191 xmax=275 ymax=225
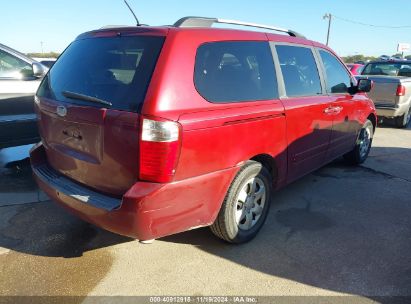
xmin=149 ymin=296 xmax=258 ymax=303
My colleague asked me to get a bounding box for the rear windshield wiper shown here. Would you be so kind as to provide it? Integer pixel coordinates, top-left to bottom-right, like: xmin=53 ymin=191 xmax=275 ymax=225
xmin=62 ymin=91 xmax=112 ymax=107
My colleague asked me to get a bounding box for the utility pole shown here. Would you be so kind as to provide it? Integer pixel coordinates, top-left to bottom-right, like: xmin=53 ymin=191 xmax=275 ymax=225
xmin=323 ymin=13 xmax=332 ymax=46
xmin=40 ymin=41 xmax=44 ymax=54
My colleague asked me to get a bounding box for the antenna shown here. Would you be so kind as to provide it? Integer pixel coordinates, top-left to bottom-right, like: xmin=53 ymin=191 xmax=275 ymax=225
xmin=123 ymin=0 xmax=140 ymax=26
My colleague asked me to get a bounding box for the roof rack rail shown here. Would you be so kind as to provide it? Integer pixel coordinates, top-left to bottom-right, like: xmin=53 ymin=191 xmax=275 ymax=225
xmin=173 ymin=16 xmax=305 ymax=39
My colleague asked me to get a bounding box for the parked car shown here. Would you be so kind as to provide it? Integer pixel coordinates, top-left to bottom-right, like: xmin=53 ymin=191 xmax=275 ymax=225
xmin=379 ymin=55 xmax=391 ymax=61
xmin=359 ymin=60 xmax=411 ymax=127
xmin=0 ymin=43 xmax=47 ymax=149
xmin=347 ymin=63 xmax=364 ymax=75
xmin=32 ymin=57 xmax=57 ymax=69
xmin=30 ymin=17 xmax=376 ymax=243
xmin=391 ymin=55 xmax=404 ymax=61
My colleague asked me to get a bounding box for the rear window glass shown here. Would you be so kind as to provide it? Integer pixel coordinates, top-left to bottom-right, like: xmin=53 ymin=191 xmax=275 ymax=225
xmin=276 ymin=45 xmax=322 ymax=97
xmin=37 ymin=36 xmax=164 ymax=112
xmin=362 ymin=62 xmax=411 ymax=76
xmin=194 ymin=41 xmax=278 ymax=103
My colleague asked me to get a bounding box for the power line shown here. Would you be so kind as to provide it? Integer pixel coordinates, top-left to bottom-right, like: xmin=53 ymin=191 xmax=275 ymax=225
xmin=333 ymin=15 xmax=411 ymax=29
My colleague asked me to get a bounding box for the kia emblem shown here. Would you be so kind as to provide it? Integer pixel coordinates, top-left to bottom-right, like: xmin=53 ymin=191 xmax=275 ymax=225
xmin=56 ymin=105 xmax=67 ymax=117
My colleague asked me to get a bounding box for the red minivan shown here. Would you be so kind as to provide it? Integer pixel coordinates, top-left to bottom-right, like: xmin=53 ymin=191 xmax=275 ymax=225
xmin=31 ymin=17 xmax=376 ymax=243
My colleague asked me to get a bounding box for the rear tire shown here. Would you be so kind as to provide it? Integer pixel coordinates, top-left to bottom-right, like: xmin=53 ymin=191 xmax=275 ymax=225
xmin=394 ymin=106 xmax=411 ymax=128
xmin=344 ymin=119 xmax=374 ymax=165
xmin=210 ymin=161 xmax=272 ymax=244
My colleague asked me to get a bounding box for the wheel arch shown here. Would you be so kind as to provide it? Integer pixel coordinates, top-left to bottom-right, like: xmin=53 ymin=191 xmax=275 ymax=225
xmin=250 ymin=154 xmax=278 ymax=187
xmin=367 ymin=113 xmax=377 ymax=131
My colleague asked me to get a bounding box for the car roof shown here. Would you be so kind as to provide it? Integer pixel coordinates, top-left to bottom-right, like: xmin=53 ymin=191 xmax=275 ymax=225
xmin=77 ymin=25 xmax=325 ymax=49
xmin=0 ymin=43 xmax=37 ymax=64
xmin=76 ymin=16 xmax=323 ymax=47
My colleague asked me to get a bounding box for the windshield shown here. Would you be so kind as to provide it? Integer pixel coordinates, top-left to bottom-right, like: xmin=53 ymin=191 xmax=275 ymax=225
xmin=37 ymin=35 xmax=165 ymax=112
xmin=362 ymin=62 xmax=411 ymax=76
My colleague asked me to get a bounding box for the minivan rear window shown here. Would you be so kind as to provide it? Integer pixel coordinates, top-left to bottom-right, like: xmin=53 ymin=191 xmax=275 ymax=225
xmin=362 ymin=62 xmax=411 ymax=76
xmin=194 ymin=41 xmax=278 ymax=103
xmin=37 ymin=36 xmax=165 ymax=112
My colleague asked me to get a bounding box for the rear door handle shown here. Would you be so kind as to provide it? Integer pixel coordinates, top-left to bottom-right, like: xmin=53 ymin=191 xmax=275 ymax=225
xmin=324 ymin=106 xmax=343 ymax=115
xmin=333 ymin=106 xmax=343 ymax=114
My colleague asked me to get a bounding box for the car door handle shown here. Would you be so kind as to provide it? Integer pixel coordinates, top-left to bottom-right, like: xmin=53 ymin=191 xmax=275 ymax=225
xmin=323 ymin=107 xmax=334 ymax=114
xmin=324 ymin=106 xmax=343 ymax=115
xmin=333 ymin=106 xmax=343 ymax=114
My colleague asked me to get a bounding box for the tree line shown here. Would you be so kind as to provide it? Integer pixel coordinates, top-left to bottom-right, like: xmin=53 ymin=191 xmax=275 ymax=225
xmin=342 ymin=54 xmax=411 ymax=63
xmin=26 ymin=52 xmax=60 ymax=58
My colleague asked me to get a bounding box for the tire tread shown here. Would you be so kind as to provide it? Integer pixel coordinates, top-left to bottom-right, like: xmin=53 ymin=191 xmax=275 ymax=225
xmin=344 ymin=119 xmax=373 ymax=165
xmin=210 ymin=161 xmax=271 ymax=243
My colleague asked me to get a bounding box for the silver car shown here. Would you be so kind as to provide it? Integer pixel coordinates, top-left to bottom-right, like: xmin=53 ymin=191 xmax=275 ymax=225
xmin=360 ymin=60 xmax=411 ymax=128
xmin=0 ymin=43 xmax=47 ymax=148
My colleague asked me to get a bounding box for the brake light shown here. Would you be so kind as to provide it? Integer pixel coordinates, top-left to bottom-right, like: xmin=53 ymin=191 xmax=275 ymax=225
xmin=139 ymin=117 xmax=181 ymax=183
xmin=396 ymin=84 xmax=406 ymax=96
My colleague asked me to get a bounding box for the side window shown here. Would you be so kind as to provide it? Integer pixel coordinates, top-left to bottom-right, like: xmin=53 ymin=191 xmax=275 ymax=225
xmin=319 ymin=50 xmax=352 ymax=94
xmin=194 ymin=41 xmax=278 ymax=103
xmin=0 ymin=49 xmax=33 ymax=79
xmin=275 ymin=45 xmax=322 ymax=97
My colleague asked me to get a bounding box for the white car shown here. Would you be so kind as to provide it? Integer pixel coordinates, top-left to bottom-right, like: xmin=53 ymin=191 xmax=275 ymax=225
xmin=0 ymin=43 xmax=47 ymax=148
xmin=32 ymin=57 xmax=57 ymax=68
xmin=379 ymin=55 xmax=391 ymax=61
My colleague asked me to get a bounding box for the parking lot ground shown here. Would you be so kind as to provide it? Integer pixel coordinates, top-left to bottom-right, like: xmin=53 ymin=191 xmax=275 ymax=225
xmin=0 ymin=124 xmax=410 ymax=302
xmin=0 ymin=145 xmax=48 ymax=208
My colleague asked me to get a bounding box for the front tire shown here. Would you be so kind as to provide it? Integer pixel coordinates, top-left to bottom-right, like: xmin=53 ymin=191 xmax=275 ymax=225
xmin=344 ymin=119 xmax=374 ymax=165
xmin=210 ymin=161 xmax=272 ymax=243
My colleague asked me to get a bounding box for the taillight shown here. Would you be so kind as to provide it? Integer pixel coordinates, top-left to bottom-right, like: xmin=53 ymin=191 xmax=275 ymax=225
xmin=139 ymin=116 xmax=181 ymax=183
xmin=396 ymin=84 xmax=406 ymax=96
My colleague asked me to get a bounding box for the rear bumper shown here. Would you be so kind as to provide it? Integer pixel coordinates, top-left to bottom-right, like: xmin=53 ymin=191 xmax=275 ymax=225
xmin=30 ymin=143 xmax=239 ymax=240
xmin=375 ymin=102 xmax=409 ymax=118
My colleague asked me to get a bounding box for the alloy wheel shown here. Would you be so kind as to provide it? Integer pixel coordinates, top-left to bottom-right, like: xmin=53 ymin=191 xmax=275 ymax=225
xmin=234 ymin=177 xmax=266 ymax=230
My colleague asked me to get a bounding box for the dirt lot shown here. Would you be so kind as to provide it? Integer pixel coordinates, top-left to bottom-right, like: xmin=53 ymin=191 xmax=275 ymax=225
xmin=0 ymin=123 xmax=410 ymax=303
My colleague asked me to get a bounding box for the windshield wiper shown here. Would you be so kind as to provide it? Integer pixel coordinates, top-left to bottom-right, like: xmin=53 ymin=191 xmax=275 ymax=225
xmin=62 ymin=91 xmax=112 ymax=107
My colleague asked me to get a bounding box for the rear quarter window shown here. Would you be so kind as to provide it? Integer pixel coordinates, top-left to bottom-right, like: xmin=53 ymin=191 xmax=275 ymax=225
xmin=194 ymin=41 xmax=278 ymax=103
xmin=363 ymin=63 xmax=411 ymax=76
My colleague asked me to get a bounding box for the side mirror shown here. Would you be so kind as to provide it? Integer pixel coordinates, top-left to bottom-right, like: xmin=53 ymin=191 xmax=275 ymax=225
xmin=357 ymin=78 xmax=373 ymax=93
xmin=32 ymin=62 xmax=47 ymax=78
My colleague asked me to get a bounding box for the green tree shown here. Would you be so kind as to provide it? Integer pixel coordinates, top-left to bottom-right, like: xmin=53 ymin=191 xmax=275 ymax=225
xmin=341 ymin=55 xmax=378 ymax=63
